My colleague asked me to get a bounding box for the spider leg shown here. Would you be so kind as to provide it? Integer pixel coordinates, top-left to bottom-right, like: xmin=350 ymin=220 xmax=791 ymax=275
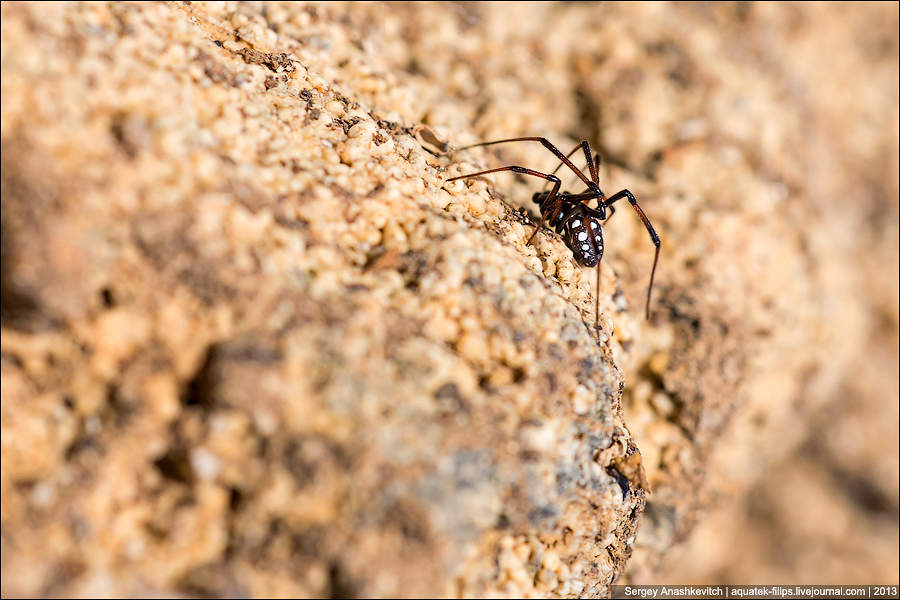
xmin=458 ymin=137 xmax=594 ymax=189
xmin=541 ymin=141 xmax=603 ymax=196
xmin=550 ymin=201 xmax=605 ymax=332
xmin=444 ymin=165 xmax=562 ymax=246
xmin=544 ymin=202 xmax=605 ymax=333
xmin=603 ymin=189 xmax=661 ymax=320
xmin=596 ymin=266 xmax=602 ymax=335
xmin=551 ymin=200 xmax=584 ymax=235
xmin=583 ymin=142 xmax=599 ymax=185
xmin=527 ymin=186 xmax=566 ymax=246
xmin=541 ymin=143 xmax=583 ymax=193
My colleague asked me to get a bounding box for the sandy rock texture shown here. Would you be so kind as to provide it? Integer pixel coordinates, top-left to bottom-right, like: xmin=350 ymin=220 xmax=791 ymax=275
xmin=2 ymin=3 xmax=642 ymax=598
xmin=1 ymin=1 xmax=897 ymax=597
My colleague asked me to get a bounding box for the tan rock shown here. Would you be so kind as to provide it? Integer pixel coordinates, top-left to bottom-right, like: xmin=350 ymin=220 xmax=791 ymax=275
xmin=2 ymin=2 xmax=897 ymax=597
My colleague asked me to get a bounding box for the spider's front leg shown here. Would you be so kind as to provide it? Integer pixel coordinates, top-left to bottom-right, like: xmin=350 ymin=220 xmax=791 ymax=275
xmin=457 ymin=136 xmax=595 ymax=189
xmin=444 ymin=165 xmax=562 ymax=246
xmin=543 ymin=140 xmax=600 ymax=186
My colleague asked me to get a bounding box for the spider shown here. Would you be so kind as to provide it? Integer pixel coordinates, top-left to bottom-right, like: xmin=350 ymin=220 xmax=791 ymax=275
xmin=445 ymin=137 xmax=660 ymax=325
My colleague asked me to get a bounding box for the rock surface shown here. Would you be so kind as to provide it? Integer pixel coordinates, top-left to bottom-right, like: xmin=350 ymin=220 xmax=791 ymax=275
xmin=2 ymin=3 xmax=642 ymax=597
xmin=1 ymin=2 xmax=897 ymax=597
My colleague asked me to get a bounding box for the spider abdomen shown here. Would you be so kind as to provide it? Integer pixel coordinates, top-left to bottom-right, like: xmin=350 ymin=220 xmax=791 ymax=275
xmin=565 ymin=213 xmax=604 ymax=268
xmin=532 ymin=192 xmax=604 ymax=267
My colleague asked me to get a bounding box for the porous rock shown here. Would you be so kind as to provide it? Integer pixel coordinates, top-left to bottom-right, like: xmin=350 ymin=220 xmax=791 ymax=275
xmin=1 ymin=3 xmax=643 ymax=597
xmin=2 ymin=1 xmax=897 ymax=596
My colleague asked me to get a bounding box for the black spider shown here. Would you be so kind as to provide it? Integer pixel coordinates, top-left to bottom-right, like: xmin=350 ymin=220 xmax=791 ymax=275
xmin=445 ymin=137 xmax=660 ymax=324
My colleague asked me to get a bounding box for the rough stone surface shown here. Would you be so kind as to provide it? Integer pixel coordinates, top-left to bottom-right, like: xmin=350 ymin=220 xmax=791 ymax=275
xmin=1 ymin=2 xmax=897 ymax=597
xmin=1 ymin=3 xmax=641 ymax=597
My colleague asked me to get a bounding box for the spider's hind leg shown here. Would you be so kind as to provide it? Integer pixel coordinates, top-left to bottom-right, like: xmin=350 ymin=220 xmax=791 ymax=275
xmin=603 ymin=188 xmax=661 ymax=320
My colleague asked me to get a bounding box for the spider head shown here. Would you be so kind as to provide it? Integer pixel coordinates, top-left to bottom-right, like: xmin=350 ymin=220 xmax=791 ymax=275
xmin=566 ymin=215 xmax=604 ymax=268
